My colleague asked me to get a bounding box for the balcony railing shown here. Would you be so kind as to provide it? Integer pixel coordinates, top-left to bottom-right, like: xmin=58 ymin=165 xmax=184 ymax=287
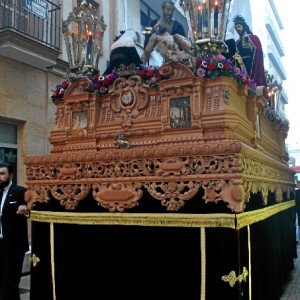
xmin=0 ymin=0 xmax=61 ymax=51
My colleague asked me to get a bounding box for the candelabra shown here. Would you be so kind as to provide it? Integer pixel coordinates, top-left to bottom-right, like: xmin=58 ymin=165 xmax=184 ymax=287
xmin=179 ymin=0 xmax=232 ymax=54
xmin=62 ymin=1 xmax=106 ymax=75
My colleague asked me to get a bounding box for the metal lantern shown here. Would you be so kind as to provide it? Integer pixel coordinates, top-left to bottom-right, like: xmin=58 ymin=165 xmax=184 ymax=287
xmin=62 ymin=1 xmax=106 ymax=74
xmin=179 ymin=0 xmax=232 ymax=54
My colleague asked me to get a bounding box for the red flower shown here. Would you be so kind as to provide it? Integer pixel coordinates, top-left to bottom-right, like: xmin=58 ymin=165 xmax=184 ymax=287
xmin=103 ymin=78 xmax=110 ymax=86
xmin=61 ymin=81 xmax=69 ymax=89
xmin=145 ymin=71 xmax=153 ymax=78
xmin=244 ymin=79 xmax=250 ymax=86
xmin=207 ymin=63 xmax=216 ymax=71
xmin=223 ymin=64 xmax=230 ymax=71
xmin=195 ymin=58 xmax=202 ymax=67
xmin=52 ymin=90 xmax=59 ymax=97
xmin=106 ymin=74 xmax=115 ymax=82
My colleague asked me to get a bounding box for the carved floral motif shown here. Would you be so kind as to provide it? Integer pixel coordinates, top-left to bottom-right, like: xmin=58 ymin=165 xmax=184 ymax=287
xmin=145 ymin=181 xmax=200 ymax=211
xmin=50 ymin=184 xmax=91 ymax=210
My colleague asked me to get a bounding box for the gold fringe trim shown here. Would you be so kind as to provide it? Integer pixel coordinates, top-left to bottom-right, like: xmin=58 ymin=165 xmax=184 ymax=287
xmin=236 ymin=200 xmax=295 ymax=229
xmin=30 ymin=200 xmax=294 ymax=229
xmin=30 ymin=211 xmax=236 ymax=228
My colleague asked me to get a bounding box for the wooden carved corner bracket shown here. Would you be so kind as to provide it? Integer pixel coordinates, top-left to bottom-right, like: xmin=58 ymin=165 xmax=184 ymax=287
xmin=202 ymin=179 xmax=245 ymax=213
xmin=25 ymin=185 xmax=51 ymax=210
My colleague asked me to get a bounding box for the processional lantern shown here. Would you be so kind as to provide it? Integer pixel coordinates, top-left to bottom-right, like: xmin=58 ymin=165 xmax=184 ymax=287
xmin=62 ymin=0 xmax=106 ymax=74
xmin=179 ymin=0 xmax=232 ymax=54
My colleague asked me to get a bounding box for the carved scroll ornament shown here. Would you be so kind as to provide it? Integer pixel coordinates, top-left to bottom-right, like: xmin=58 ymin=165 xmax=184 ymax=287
xmin=50 ymin=184 xmax=91 ymax=210
xmin=93 ymin=182 xmax=143 ymax=212
xmin=145 ymin=181 xmax=201 ymax=211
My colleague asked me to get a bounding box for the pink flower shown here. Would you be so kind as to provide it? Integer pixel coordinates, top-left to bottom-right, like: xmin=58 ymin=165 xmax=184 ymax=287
xmin=234 ymin=67 xmax=241 ymax=75
xmin=215 ymin=54 xmax=225 ymax=62
xmin=106 ymin=74 xmax=115 ymax=81
xmin=99 ymin=87 xmax=107 ymax=93
xmin=196 ymin=68 xmax=206 ymax=77
xmin=150 ymin=77 xmax=157 ymax=84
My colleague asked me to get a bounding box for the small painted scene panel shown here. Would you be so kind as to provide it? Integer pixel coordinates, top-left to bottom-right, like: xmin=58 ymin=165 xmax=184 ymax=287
xmin=170 ymin=97 xmax=191 ymax=129
xmin=72 ymin=111 xmax=88 ymax=137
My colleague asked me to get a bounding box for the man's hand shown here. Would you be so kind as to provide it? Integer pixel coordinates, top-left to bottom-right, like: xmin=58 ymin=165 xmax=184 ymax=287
xmin=17 ymin=204 xmax=29 ymax=216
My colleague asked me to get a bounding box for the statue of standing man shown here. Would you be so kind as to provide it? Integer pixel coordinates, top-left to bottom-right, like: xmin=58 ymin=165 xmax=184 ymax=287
xmin=144 ymin=0 xmax=186 ymax=50
xmin=233 ymin=15 xmax=266 ymax=86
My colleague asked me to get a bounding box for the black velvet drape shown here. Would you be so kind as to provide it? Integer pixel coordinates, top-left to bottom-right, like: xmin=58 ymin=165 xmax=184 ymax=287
xmin=29 ymin=203 xmax=296 ymax=300
xmin=30 ymin=222 xmax=53 ymax=300
xmin=246 ymin=207 xmax=295 ymax=300
xmin=51 ymin=225 xmax=200 ymax=300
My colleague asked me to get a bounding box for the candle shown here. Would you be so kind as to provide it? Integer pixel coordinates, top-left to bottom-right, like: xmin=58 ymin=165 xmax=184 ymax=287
xmin=202 ymin=1 xmax=208 ymax=31
xmin=197 ymin=5 xmax=203 ymax=38
xmin=214 ymin=2 xmax=219 ymax=35
xmin=86 ymin=32 xmax=92 ymax=62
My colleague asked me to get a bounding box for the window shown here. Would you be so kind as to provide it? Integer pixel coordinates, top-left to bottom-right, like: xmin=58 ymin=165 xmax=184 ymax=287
xmin=0 ymin=0 xmax=28 ymax=33
xmin=0 ymin=122 xmax=18 ymax=182
xmin=140 ymin=0 xmax=159 ymax=28
xmin=0 ymin=0 xmax=61 ymax=50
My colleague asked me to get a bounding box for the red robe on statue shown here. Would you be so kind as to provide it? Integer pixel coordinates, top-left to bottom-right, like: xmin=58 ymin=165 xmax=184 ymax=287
xmin=236 ymin=33 xmax=266 ymax=86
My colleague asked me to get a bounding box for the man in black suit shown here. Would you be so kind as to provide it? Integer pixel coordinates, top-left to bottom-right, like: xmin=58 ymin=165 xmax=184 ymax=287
xmin=295 ymin=181 xmax=300 ymax=230
xmin=0 ymin=163 xmax=29 ymax=300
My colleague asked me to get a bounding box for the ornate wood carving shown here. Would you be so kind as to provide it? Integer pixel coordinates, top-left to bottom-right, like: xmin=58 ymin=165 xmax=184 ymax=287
xmin=145 ymin=181 xmax=200 ymax=211
xmin=50 ymin=184 xmax=91 ymax=210
xmin=93 ymin=182 xmax=143 ymax=212
xmin=110 ymin=76 xmax=150 ymax=129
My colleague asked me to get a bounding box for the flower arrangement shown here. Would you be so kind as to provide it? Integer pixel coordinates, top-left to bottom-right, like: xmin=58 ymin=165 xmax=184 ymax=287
xmin=50 ymin=80 xmax=69 ymax=102
xmin=195 ymin=54 xmax=257 ymax=96
xmin=263 ymin=102 xmax=289 ymax=129
xmin=88 ymin=70 xmax=117 ymax=94
xmin=138 ymin=64 xmax=162 ymax=88
xmin=50 ymin=55 xmax=257 ymax=100
xmin=87 ymin=64 xmax=162 ymax=94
